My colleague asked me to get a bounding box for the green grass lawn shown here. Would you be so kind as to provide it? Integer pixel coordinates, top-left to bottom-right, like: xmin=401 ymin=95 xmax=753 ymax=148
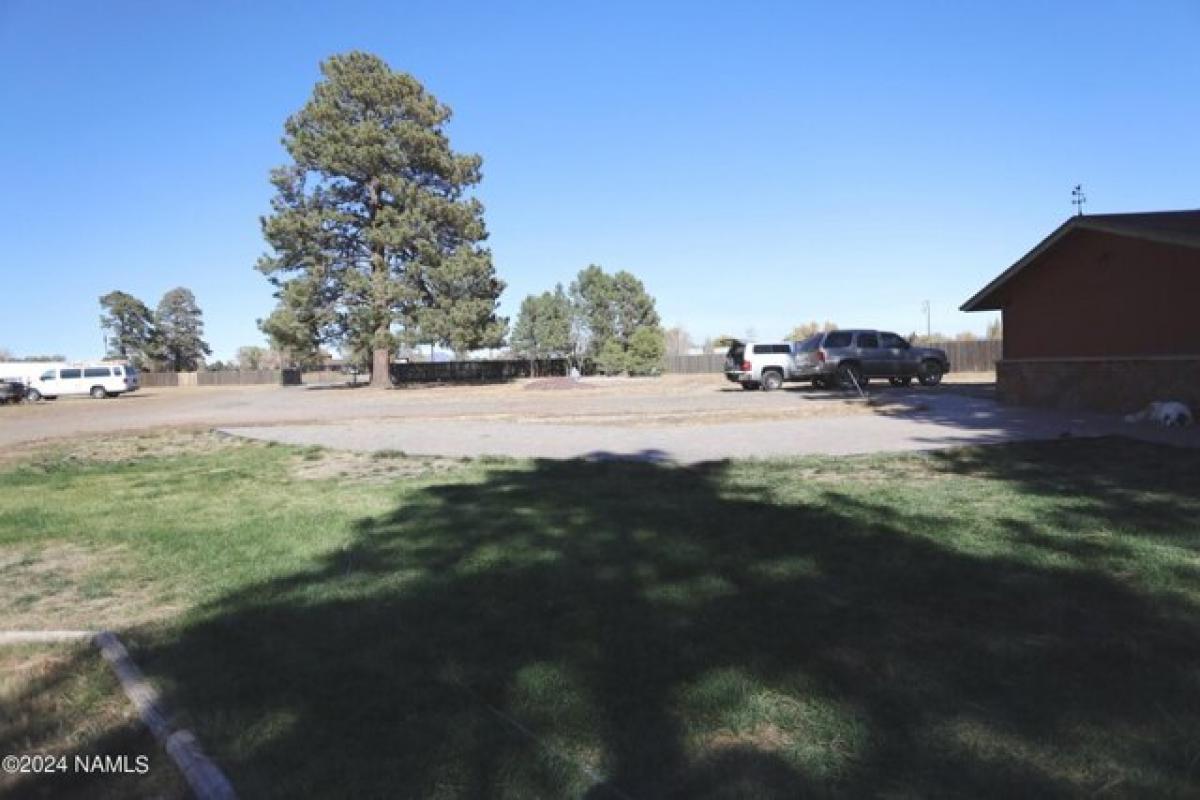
xmin=1 ymin=433 xmax=1199 ymax=798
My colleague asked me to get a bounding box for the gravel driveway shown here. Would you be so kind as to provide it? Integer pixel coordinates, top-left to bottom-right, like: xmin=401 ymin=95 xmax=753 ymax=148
xmin=220 ymin=389 xmax=1198 ymax=463
xmin=6 ymin=375 xmax=1193 ymax=462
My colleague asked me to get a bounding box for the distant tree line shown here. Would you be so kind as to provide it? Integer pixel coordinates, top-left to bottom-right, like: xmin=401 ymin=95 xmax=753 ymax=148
xmin=99 ymin=287 xmax=211 ymax=371
xmin=511 ymin=265 xmax=665 ymax=376
xmin=0 ymin=349 xmax=67 ymax=362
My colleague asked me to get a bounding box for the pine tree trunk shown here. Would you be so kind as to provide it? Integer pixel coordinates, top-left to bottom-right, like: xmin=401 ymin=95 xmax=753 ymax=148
xmin=371 ymin=346 xmax=390 ymax=388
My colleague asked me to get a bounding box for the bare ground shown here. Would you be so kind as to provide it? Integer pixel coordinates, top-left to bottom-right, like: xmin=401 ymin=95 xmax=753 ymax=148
xmin=0 ymin=374 xmax=932 ymax=447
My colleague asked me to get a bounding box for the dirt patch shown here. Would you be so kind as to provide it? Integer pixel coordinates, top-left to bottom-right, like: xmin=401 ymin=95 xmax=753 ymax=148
xmin=536 ymin=402 xmax=875 ymax=427
xmin=524 ymin=377 xmax=597 ymax=391
xmin=289 ymin=447 xmax=467 ymax=484
xmin=701 ymin=723 xmax=793 ymax=753
xmin=0 ymin=544 xmax=180 ymax=631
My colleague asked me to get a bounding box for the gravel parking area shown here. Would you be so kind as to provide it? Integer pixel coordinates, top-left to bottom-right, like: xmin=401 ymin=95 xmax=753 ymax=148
xmin=223 ymin=389 xmax=1178 ymax=463
xmin=6 ymin=373 xmax=1193 ymax=462
xmin=0 ymin=375 xmax=873 ymax=449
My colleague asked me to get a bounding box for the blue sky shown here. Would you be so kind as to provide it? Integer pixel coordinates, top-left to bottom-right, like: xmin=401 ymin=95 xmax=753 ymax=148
xmin=2 ymin=0 xmax=1198 ymax=361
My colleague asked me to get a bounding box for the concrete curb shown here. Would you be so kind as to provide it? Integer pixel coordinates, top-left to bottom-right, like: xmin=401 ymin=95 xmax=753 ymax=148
xmin=1 ymin=629 xmax=237 ymax=800
xmin=93 ymin=631 xmax=238 ymax=800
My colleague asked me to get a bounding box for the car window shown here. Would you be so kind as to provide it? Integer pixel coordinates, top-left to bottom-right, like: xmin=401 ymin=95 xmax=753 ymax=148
xmin=856 ymin=333 xmax=880 ymax=348
xmin=823 ymin=331 xmax=853 ymax=348
xmin=752 ymin=344 xmax=789 ymax=354
xmin=112 ymin=366 xmax=123 ymax=375
xmin=41 ymin=370 xmax=56 ymax=381
xmin=725 ymin=344 xmax=745 ymax=363
xmin=796 ymin=335 xmax=821 ymax=353
xmin=880 ymin=333 xmax=908 ymax=349
xmin=60 ymin=368 xmax=82 ymax=379
xmin=84 ymin=367 xmax=111 ymax=377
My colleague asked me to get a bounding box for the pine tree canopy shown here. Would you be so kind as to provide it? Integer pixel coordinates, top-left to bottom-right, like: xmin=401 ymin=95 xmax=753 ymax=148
xmin=257 ymin=51 xmax=506 ymax=385
xmin=511 ymin=285 xmax=572 ymax=360
xmin=99 ymin=290 xmax=158 ymax=368
xmin=569 ymin=265 xmax=661 ymax=358
xmin=156 ymin=287 xmax=211 ymax=372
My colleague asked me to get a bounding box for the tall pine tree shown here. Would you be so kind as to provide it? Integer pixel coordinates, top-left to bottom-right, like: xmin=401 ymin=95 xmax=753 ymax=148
xmin=257 ymin=51 xmax=506 ymax=387
xmin=99 ymin=290 xmax=158 ymax=368
xmin=156 ymin=288 xmax=211 ymax=371
xmin=510 ymin=284 xmax=573 ymax=372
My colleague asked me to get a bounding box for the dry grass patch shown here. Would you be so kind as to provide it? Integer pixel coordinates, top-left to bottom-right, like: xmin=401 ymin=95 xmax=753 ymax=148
xmin=288 ymin=446 xmax=466 ymax=484
xmin=0 ymin=429 xmax=254 ymax=469
xmin=0 ymin=543 xmax=180 ymax=631
xmin=702 ymin=722 xmax=793 ymax=754
xmin=0 ymin=643 xmax=187 ymax=799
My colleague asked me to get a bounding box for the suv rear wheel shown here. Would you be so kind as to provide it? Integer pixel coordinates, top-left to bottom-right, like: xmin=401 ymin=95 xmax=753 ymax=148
xmin=836 ymin=362 xmax=865 ymax=390
xmin=90 ymin=385 xmax=107 ymax=399
xmin=760 ymin=370 xmax=784 ymax=392
xmin=918 ymin=361 xmax=944 ymax=387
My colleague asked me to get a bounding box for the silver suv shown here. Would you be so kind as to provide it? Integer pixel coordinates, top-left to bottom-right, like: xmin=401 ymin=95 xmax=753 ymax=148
xmin=793 ymin=330 xmax=950 ymax=389
xmin=723 ymin=341 xmax=794 ymax=391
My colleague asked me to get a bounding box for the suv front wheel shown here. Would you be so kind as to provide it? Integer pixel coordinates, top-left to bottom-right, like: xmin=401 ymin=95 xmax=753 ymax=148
xmin=918 ymin=361 xmax=944 ymax=386
xmin=760 ymin=371 xmax=784 ymax=392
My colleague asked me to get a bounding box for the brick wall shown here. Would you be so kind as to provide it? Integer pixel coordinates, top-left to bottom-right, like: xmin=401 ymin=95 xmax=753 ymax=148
xmin=997 ymin=357 xmax=1200 ymax=413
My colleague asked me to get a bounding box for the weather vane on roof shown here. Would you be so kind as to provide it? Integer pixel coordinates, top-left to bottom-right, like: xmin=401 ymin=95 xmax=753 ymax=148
xmin=1071 ymin=184 xmax=1086 ymax=216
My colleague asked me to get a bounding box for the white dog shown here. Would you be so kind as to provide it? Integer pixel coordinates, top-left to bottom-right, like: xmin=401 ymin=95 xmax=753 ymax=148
xmin=1124 ymin=401 xmax=1194 ymax=427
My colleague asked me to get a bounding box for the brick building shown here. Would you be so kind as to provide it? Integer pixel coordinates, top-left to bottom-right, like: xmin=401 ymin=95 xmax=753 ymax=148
xmin=961 ymin=210 xmax=1200 ymax=412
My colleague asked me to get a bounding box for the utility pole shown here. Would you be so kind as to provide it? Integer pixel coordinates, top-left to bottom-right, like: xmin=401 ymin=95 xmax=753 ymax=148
xmin=921 ymin=300 xmax=931 ymax=340
xmin=1072 ymin=184 xmax=1086 ymax=216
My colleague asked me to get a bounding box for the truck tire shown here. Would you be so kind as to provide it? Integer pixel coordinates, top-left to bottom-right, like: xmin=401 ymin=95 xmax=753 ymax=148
xmin=918 ymin=361 xmax=944 ymax=386
xmin=25 ymin=388 xmax=41 ymax=402
xmin=761 ymin=370 xmax=784 ymax=391
xmin=90 ymin=386 xmax=107 ymax=399
xmin=836 ymin=362 xmax=865 ymax=390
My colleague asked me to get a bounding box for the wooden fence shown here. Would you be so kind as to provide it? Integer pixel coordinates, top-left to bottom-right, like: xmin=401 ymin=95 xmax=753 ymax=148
xmin=139 ymin=370 xmax=300 ymax=387
xmin=389 ymin=358 xmax=569 ymax=384
xmin=663 ymin=353 xmax=727 ymax=374
xmin=935 ymin=339 xmax=1002 ymax=372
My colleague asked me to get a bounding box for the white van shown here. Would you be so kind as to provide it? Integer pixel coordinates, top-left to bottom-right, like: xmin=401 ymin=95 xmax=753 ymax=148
xmin=25 ymin=364 xmax=140 ymax=401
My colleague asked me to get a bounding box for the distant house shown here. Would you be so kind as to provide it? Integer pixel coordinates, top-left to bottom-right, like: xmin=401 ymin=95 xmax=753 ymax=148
xmin=961 ymin=210 xmax=1200 ymax=412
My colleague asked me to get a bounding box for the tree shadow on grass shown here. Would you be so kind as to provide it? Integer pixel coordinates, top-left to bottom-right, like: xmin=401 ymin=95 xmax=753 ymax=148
xmin=138 ymin=443 xmax=1200 ymax=798
xmin=932 ymin=438 xmax=1200 ymax=545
